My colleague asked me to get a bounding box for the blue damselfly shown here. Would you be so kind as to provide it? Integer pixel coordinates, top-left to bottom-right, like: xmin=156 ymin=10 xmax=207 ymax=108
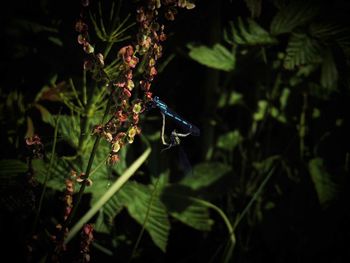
xmin=150 ymin=96 xmax=200 ymax=136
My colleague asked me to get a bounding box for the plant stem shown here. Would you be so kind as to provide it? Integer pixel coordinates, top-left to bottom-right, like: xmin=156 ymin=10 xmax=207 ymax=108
xmin=64 ymin=147 xmax=151 ymax=245
xmin=32 ymin=112 xmax=61 ymax=233
xmin=60 ymin=96 xmax=112 ymax=235
xmin=83 ymin=69 xmax=87 ymax=105
xmin=130 ymin=176 xmax=161 ymax=261
xmin=233 ymin=166 xmax=276 ymax=229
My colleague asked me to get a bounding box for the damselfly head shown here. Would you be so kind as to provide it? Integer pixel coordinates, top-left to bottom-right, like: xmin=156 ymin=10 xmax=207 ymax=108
xmin=145 ymin=100 xmax=156 ymax=111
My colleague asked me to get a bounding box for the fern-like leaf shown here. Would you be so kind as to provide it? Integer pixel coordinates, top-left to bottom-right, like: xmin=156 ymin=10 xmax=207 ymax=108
xmin=106 ymin=181 xmax=170 ymax=252
xmin=0 ymin=159 xmax=28 ymax=176
xmin=320 ymin=49 xmax=338 ymax=91
xmin=270 ymin=1 xmax=319 ymax=35
xmin=308 ymin=158 xmax=338 ymax=208
xmin=161 ymin=185 xmax=214 ymax=231
xmin=284 ymin=32 xmax=321 ymax=70
xmin=180 ymin=162 xmax=231 ymax=190
xmin=310 ymin=22 xmax=350 ymax=56
xmin=225 ymin=18 xmax=277 ymax=46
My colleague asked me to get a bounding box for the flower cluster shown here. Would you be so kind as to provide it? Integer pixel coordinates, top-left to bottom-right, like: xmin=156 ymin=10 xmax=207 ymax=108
xmin=53 ymin=171 xmax=77 ymax=253
xmin=25 ymin=134 xmax=44 ymax=159
xmin=88 ymin=0 xmax=196 ymax=164
xmin=75 ymin=1 xmax=106 ymax=80
xmin=79 ymin=224 xmax=94 ymax=262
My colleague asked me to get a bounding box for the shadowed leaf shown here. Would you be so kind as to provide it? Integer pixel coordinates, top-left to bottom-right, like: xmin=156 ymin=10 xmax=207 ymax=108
xmin=188 ymin=44 xmax=235 ymax=71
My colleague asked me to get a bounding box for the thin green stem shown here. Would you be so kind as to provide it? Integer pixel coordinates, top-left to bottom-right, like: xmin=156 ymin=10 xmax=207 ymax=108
xmin=59 ymin=94 xmax=84 ymax=115
xmin=89 ymin=156 xmax=109 ymax=178
xmin=103 ymin=41 xmax=115 ymax=60
xmin=190 ymin=197 xmax=235 ymax=245
xmin=60 ymin=96 xmax=112 ymax=235
xmin=130 ymin=177 xmax=161 ymax=261
xmin=68 ymin=78 xmax=84 ymax=109
xmin=32 ymin=111 xmax=61 ymax=233
xmin=233 ymin=166 xmax=276 ymax=229
xmin=83 ymin=70 xmax=87 ymax=105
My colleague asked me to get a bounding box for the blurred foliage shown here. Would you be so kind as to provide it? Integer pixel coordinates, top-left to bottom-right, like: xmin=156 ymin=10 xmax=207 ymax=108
xmin=0 ymin=0 xmax=350 ymax=262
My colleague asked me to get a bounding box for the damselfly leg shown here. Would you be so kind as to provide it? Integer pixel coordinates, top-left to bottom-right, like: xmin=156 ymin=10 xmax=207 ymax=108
xmin=160 ymin=112 xmax=190 ymax=152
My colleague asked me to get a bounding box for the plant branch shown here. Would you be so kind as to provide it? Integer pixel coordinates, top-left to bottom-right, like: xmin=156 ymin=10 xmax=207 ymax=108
xmin=63 ymin=147 xmax=151 ymax=245
xmin=60 ymin=96 xmax=112 ymax=234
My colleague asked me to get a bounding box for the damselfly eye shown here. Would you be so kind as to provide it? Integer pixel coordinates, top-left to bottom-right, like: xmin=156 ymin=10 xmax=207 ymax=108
xmin=145 ymin=101 xmax=155 ymax=111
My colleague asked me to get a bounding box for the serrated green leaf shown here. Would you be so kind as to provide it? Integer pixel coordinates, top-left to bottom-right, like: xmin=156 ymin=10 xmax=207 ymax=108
xmin=188 ymin=44 xmax=235 ymax=71
xmin=310 ymin=22 xmax=350 ymax=48
xmin=94 ymin=210 xmax=112 ymax=234
xmin=45 ymin=114 xmax=80 ymax=148
xmin=226 ymin=18 xmax=277 ymax=46
xmin=103 ymin=192 xmax=125 ymax=220
xmin=32 ymin=157 xmax=69 ymax=191
xmin=161 ymin=185 xmax=214 ymax=231
xmin=320 ymin=49 xmax=338 ymax=91
xmin=83 ymin=140 xmax=112 ymax=196
xmin=180 ymin=162 xmax=231 ymax=190
xmin=284 ymin=33 xmax=321 ymax=70
xmin=0 ymin=159 xmax=28 ymax=175
xmin=117 ymin=181 xmax=170 ymax=252
xmin=308 ymin=158 xmax=338 ymax=207
xmin=217 ymin=130 xmax=242 ymax=151
xmin=270 ymin=2 xmax=319 ymax=35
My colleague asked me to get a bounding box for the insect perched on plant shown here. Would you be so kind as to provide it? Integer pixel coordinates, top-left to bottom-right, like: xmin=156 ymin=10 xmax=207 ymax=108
xmin=147 ymin=96 xmax=200 ymax=150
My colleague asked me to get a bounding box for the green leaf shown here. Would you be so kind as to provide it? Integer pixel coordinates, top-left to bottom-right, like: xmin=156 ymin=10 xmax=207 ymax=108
xmin=65 ymin=147 xmax=151 ymax=245
xmin=118 ymin=181 xmax=170 ymax=252
xmin=253 ymin=100 xmax=268 ymax=121
xmin=279 ymin=88 xmax=290 ymax=110
xmin=48 ymin=36 xmax=63 ymax=47
xmin=34 ymin=104 xmax=54 ymax=123
xmin=217 ymin=91 xmax=243 ymax=108
xmin=308 ymin=158 xmax=338 ymax=207
xmin=188 ymin=44 xmax=235 ymax=71
xmin=14 ymin=19 xmax=58 ymax=34
xmin=253 ymin=155 xmax=280 ymax=174
xmin=103 ymin=189 xmax=125 ymax=220
xmin=111 ymin=147 xmax=128 ymax=176
xmin=32 ymin=157 xmax=69 ymax=191
xmin=180 ymin=162 xmax=231 ymax=190
xmin=284 ymin=33 xmax=321 ymax=70
xmin=225 ymin=18 xmax=277 ymax=46
xmin=94 ymin=210 xmax=112 ymax=234
xmin=217 ymin=130 xmax=242 ymax=151
xmin=161 ymin=185 xmax=214 ymax=231
xmin=83 ymin=140 xmax=113 ymax=196
xmin=310 ymin=22 xmax=350 ymax=54
xmin=0 ymin=159 xmax=28 ymax=175
xmin=46 ymin=114 xmax=80 ymax=148
xmin=25 ymin=116 xmax=34 ymax=138
xmin=320 ymin=49 xmax=338 ymax=91
xmin=270 ymin=2 xmax=319 ymax=35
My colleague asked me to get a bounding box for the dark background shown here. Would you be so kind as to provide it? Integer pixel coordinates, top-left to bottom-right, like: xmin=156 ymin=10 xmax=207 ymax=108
xmin=1 ymin=0 xmax=350 ymax=262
